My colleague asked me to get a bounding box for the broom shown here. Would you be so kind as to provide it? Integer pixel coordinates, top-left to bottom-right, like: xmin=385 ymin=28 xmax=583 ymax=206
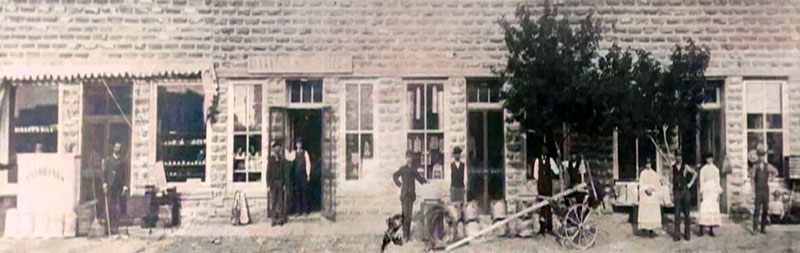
xmin=88 ymin=161 xmax=106 ymax=238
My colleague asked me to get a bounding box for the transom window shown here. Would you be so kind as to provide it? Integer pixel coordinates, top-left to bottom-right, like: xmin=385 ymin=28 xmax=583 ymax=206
xmin=232 ymin=84 xmax=263 ymax=183
xmin=287 ymin=80 xmax=322 ymax=103
xmin=467 ymin=79 xmax=502 ymax=104
xmin=345 ymin=82 xmax=373 ymax=180
xmin=407 ymin=82 xmax=444 ymax=180
xmin=746 ymin=81 xmax=785 ymax=177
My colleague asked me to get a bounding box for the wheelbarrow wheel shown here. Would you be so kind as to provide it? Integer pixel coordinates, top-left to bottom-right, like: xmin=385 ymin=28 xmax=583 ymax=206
xmin=565 ymin=204 xmax=597 ymax=250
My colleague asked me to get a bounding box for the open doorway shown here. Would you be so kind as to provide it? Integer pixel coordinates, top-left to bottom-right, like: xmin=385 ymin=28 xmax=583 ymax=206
xmin=79 ymin=80 xmax=132 ymax=209
xmin=467 ymin=110 xmax=505 ymax=212
xmin=269 ymin=108 xmax=324 ymax=214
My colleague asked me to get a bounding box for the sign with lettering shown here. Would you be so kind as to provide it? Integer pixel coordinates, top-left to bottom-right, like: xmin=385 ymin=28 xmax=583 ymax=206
xmin=247 ymin=54 xmax=353 ymax=74
xmin=5 ymin=154 xmax=78 ymax=238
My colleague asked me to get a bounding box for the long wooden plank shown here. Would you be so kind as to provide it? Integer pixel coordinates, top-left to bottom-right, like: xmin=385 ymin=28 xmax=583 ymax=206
xmin=445 ymin=183 xmax=586 ymax=251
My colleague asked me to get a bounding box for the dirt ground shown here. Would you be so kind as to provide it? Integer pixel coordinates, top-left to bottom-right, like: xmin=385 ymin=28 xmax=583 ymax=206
xmin=1 ymin=213 xmax=798 ymax=253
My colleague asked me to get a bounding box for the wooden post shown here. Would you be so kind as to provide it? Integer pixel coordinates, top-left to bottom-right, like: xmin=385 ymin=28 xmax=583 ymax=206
xmin=445 ymin=183 xmax=585 ymax=252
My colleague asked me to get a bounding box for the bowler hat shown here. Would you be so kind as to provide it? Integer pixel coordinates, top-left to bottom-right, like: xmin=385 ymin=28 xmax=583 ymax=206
xmin=453 ymin=146 xmax=462 ymax=154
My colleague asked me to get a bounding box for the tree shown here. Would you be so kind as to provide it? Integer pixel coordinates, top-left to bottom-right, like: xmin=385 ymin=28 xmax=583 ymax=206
xmin=498 ymin=3 xmax=603 ymax=159
xmin=498 ymin=3 xmax=711 ymax=165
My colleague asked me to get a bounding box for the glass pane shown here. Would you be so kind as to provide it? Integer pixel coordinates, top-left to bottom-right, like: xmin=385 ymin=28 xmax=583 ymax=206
xmin=233 ymin=86 xmax=248 ymax=132
xmin=312 ymin=81 xmax=323 ymax=103
xmin=250 ymin=85 xmax=262 ymax=131
xmin=248 ymin=135 xmax=262 ymax=157
xmin=345 ymin=84 xmax=359 ymax=131
xmin=426 ymin=84 xmax=442 ymax=130
xmin=83 ymin=84 xmax=108 ymax=115
xmin=703 ymin=86 xmax=717 ymax=104
xmin=747 ymin=114 xmax=763 ymax=129
xmin=766 ymin=132 xmax=783 ymax=176
xmin=479 ymin=86 xmax=489 ymax=102
xmin=427 ymin=133 xmax=445 ymax=179
xmin=233 ymin=172 xmax=246 ymax=182
xmin=408 ymin=84 xmax=424 ymax=130
xmin=746 ymin=83 xmax=764 ymax=113
xmin=467 ymin=84 xmax=478 ymax=103
xmin=301 ymin=82 xmax=312 ymax=103
xmin=290 ymin=81 xmax=301 ymax=103
xmin=233 ymin=135 xmax=247 ymax=160
xmin=361 ymin=84 xmax=373 ymax=130
xmin=490 ymin=84 xmax=501 ymax=103
xmin=747 ymin=132 xmax=764 ymax=165
xmin=764 ymin=82 xmax=781 ymax=114
xmin=248 ymin=172 xmax=262 ymax=182
xmin=346 ymin=134 xmax=359 ymax=180
xmin=361 ymin=134 xmax=373 ymax=159
xmin=767 ymin=114 xmax=782 ymax=129
xmin=407 ymin=133 xmax=425 ymax=177
xmin=109 ymin=85 xmax=132 ymax=115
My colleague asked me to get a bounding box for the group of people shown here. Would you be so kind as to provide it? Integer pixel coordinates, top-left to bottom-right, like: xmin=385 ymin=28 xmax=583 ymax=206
xmin=637 ymin=149 xmax=780 ymax=241
xmin=531 ymin=147 xmax=588 ymax=236
xmin=267 ymin=137 xmax=312 ymax=226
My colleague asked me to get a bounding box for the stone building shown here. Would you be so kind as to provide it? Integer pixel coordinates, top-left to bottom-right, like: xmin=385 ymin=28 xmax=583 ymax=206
xmin=0 ymin=0 xmax=799 ymax=226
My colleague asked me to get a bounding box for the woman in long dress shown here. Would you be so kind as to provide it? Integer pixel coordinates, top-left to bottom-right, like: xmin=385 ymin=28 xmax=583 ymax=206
xmin=638 ymin=159 xmax=661 ymax=237
xmin=698 ymin=153 xmax=723 ymax=236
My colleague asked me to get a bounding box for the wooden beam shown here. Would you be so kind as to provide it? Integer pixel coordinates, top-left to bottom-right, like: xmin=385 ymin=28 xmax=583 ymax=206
xmin=445 ymin=183 xmax=586 ymax=251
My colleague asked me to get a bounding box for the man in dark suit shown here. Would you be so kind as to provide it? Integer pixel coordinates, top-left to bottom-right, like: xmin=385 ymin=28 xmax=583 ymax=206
xmin=268 ymin=140 xmax=287 ymax=226
xmin=393 ymin=151 xmax=428 ymax=242
xmin=750 ymin=150 xmax=779 ymax=234
xmin=450 ymin=147 xmax=466 ymax=203
xmin=102 ymin=142 xmax=128 ymax=234
xmin=534 ymin=146 xmax=556 ymax=236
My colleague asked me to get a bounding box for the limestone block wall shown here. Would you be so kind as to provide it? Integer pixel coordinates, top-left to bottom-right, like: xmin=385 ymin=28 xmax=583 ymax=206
xmin=130 ymin=80 xmax=155 ymax=195
xmin=723 ymin=76 xmax=749 ymax=212
xmin=58 ymin=82 xmax=81 ymax=154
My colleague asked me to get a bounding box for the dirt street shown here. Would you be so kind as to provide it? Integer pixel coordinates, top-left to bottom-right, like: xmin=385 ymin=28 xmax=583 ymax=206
xmin=1 ymin=213 xmax=797 ymax=252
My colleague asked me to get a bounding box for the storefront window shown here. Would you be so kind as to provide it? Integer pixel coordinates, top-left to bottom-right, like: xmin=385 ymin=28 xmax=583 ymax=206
xmin=233 ymin=85 xmax=263 ymax=182
xmin=12 ymin=85 xmax=59 ymax=153
xmin=746 ymin=81 xmax=784 ymax=177
xmin=345 ymin=83 xmax=373 ymax=180
xmin=407 ymin=82 xmax=444 ymax=180
xmin=287 ymin=80 xmax=323 ymax=103
xmin=157 ymin=84 xmax=206 ymax=182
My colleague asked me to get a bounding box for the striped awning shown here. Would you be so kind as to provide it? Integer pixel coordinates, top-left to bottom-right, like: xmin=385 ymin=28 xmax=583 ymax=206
xmin=0 ymin=61 xmax=208 ymax=81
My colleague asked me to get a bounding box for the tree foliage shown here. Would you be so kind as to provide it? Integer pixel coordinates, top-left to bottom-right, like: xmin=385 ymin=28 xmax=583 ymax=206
xmin=498 ymin=3 xmax=710 ymax=161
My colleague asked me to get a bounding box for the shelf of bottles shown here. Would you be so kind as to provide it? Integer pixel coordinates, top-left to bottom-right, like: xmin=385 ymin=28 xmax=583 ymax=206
xmin=158 ymin=132 xmax=206 ymax=182
xmin=14 ymin=124 xmax=58 ymax=134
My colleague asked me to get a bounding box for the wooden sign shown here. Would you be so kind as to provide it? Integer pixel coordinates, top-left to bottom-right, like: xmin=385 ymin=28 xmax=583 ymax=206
xmin=247 ymin=54 xmax=353 ymax=74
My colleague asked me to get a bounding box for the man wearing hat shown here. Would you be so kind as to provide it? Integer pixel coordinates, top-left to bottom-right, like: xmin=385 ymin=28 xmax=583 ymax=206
xmin=749 ymin=149 xmax=778 ymax=234
xmin=268 ymin=139 xmax=288 ymax=226
xmin=450 ymin=147 xmax=466 ymax=203
xmin=393 ymin=151 xmax=428 ymax=242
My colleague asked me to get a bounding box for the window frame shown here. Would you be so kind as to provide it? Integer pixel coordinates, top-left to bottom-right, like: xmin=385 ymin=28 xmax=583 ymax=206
xmin=405 ymin=81 xmax=446 ymax=180
xmin=228 ymin=81 xmax=266 ymax=186
xmin=344 ymin=80 xmax=375 ymax=181
xmin=154 ymin=81 xmax=208 ymax=184
xmin=10 ymin=83 xmax=60 ymax=154
xmin=744 ymin=80 xmax=788 ymax=178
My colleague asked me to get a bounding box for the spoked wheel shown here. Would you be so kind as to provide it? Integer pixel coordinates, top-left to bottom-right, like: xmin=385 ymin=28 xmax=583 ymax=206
xmin=564 ymin=204 xmax=598 ymax=250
